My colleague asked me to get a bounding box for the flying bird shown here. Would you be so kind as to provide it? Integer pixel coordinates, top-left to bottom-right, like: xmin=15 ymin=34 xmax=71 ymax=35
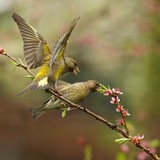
xmin=12 ymin=13 xmax=80 ymax=95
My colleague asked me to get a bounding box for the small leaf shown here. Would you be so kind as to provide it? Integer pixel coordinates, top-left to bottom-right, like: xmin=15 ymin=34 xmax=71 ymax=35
xmin=97 ymin=89 xmax=105 ymax=94
xmin=107 ymin=85 xmax=111 ymax=90
xmin=115 ymin=138 xmax=130 ymax=144
xmin=25 ymin=75 xmax=34 ymax=79
xmin=18 ymin=58 xmax=24 ymax=65
xmin=9 ymin=60 xmax=17 ymax=66
xmin=62 ymin=108 xmax=67 ymax=118
xmin=13 ymin=66 xmax=16 ymax=72
xmin=100 ymin=83 xmax=108 ymax=90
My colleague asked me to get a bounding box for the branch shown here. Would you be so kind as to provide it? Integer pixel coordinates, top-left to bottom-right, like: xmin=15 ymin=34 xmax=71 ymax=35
xmin=2 ymin=52 xmax=35 ymax=77
xmin=1 ymin=50 xmax=159 ymax=160
xmin=48 ymin=88 xmax=159 ymax=160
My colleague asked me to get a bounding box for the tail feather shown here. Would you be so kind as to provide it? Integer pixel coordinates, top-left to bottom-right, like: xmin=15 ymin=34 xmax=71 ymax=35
xmin=17 ymin=84 xmax=33 ymax=96
xmin=17 ymin=78 xmax=49 ymax=96
xmin=29 ymin=97 xmax=54 ymax=120
xmin=30 ymin=107 xmax=46 ymax=120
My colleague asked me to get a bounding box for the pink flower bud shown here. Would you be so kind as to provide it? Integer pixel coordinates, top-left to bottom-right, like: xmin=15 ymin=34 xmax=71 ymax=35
xmin=122 ymin=109 xmax=130 ymax=117
xmin=116 ymin=104 xmax=124 ymax=112
xmin=117 ymin=118 xmax=125 ymax=125
xmin=131 ymin=135 xmax=144 ymax=144
xmin=0 ymin=47 xmax=4 ymax=54
xmin=104 ymin=89 xmax=112 ymax=96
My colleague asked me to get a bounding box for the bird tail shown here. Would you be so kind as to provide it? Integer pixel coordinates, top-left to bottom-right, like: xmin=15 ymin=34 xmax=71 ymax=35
xmin=29 ymin=105 xmax=47 ymax=120
xmin=29 ymin=97 xmax=54 ymax=120
xmin=17 ymin=83 xmax=34 ymax=96
xmin=17 ymin=77 xmax=49 ymax=96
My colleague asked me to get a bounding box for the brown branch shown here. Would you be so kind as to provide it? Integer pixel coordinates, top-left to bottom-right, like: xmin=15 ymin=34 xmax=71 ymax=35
xmin=49 ymin=89 xmax=159 ymax=160
xmin=2 ymin=52 xmax=159 ymax=160
xmin=3 ymin=52 xmax=35 ymax=77
xmin=121 ymin=112 xmax=129 ymax=136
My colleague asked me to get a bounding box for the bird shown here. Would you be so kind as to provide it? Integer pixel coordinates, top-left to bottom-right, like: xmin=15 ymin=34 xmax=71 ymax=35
xmin=29 ymin=80 xmax=100 ymax=119
xmin=12 ymin=13 xmax=80 ymax=95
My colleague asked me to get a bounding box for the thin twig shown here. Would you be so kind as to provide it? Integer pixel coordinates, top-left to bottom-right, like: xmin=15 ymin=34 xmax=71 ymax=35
xmin=2 ymin=53 xmax=159 ymax=160
xmin=49 ymin=89 xmax=159 ymax=160
xmin=121 ymin=112 xmax=129 ymax=136
xmin=3 ymin=52 xmax=35 ymax=77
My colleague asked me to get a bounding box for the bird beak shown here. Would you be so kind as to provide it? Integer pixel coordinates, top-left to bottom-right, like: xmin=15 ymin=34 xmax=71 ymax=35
xmin=96 ymin=85 xmax=101 ymax=91
xmin=73 ymin=67 xmax=80 ymax=76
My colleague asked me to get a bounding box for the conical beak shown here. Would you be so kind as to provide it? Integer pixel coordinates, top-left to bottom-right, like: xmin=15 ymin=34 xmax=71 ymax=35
xmin=73 ymin=67 xmax=80 ymax=76
xmin=96 ymin=84 xmax=101 ymax=91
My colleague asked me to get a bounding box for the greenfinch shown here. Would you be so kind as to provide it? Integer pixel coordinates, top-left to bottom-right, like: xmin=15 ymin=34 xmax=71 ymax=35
xmin=30 ymin=80 xmax=100 ymax=119
xmin=12 ymin=13 xmax=80 ymax=95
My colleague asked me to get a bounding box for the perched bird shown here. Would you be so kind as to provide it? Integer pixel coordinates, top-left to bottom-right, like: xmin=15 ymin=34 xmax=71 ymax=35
xmin=12 ymin=13 xmax=80 ymax=95
xmin=30 ymin=80 xmax=100 ymax=119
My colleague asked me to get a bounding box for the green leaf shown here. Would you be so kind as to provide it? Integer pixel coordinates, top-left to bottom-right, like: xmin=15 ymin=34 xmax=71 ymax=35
xmin=61 ymin=108 xmax=67 ymax=118
xmin=9 ymin=60 xmax=17 ymax=66
xmin=25 ymin=75 xmax=34 ymax=79
xmin=116 ymin=152 xmax=126 ymax=160
xmin=107 ymin=85 xmax=111 ymax=90
xmin=13 ymin=66 xmax=16 ymax=72
xmin=115 ymin=138 xmax=130 ymax=144
xmin=18 ymin=58 xmax=24 ymax=65
xmin=100 ymin=83 xmax=108 ymax=90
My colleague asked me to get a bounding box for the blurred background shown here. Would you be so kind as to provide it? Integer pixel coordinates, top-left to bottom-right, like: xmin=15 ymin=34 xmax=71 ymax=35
xmin=0 ymin=0 xmax=160 ymax=159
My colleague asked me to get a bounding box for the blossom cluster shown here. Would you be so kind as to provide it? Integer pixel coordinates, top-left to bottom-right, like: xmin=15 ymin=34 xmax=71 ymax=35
xmin=103 ymin=87 xmax=130 ymax=126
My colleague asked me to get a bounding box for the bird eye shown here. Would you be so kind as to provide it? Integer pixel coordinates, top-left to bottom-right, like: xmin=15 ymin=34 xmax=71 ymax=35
xmin=96 ymin=83 xmax=100 ymax=87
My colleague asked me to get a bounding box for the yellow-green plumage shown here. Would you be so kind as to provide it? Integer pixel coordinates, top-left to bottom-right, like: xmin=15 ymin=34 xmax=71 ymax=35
xmin=30 ymin=80 xmax=100 ymax=119
xmin=12 ymin=13 xmax=80 ymax=95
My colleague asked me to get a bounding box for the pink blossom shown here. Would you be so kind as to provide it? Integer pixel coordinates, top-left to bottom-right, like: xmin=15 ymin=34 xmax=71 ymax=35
xmin=131 ymin=135 xmax=144 ymax=144
xmin=104 ymin=89 xmax=112 ymax=96
xmin=117 ymin=118 xmax=125 ymax=125
xmin=110 ymin=97 xmax=120 ymax=104
xmin=112 ymin=87 xmax=123 ymax=96
xmin=122 ymin=109 xmax=130 ymax=117
xmin=116 ymin=104 xmax=124 ymax=112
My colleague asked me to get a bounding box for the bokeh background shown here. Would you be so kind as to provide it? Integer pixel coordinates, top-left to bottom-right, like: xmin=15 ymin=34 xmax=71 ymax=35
xmin=0 ymin=0 xmax=160 ymax=159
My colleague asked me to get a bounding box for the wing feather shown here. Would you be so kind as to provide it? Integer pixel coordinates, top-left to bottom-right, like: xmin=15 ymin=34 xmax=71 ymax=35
xmin=50 ymin=17 xmax=80 ymax=67
xmin=12 ymin=13 xmax=51 ymax=69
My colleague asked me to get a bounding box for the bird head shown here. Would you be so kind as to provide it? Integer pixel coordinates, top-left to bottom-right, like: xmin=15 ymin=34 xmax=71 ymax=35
xmin=65 ymin=57 xmax=80 ymax=76
xmin=85 ymin=80 xmax=101 ymax=92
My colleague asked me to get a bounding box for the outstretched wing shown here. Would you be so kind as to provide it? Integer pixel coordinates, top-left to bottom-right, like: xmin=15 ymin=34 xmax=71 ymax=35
xmin=12 ymin=13 xmax=51 ymax=69
xmin=50 ymin=17 xmax=80 ymax=67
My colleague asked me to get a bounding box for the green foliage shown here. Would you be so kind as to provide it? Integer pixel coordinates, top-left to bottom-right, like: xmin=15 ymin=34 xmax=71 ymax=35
xmin=9 ymin=60 xmax=17 ymax=71
xmin=115 ymin=138 xmax=130 ymax=144
xmin=61 ymin=108 xmax=67 ymax=118
xmin=25 ymin=75 xmax=34 ymax=79
xmin=98 ymin=84 xmax=110 ymax=94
